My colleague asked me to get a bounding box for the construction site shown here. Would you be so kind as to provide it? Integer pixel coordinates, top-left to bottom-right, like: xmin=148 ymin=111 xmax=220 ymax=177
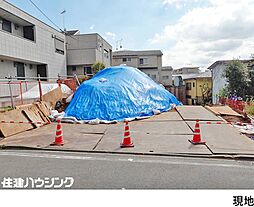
xmin=1 ymin=65 xmax=254 ymax=159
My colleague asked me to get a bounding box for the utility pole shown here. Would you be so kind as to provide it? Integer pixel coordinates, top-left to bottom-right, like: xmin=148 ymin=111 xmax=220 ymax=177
xmin=61 ymin=10 xmax=66 ymax=32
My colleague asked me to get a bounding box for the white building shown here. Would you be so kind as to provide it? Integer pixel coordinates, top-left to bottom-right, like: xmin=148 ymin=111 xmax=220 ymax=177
xmin=208 ymin=59 xmax=253 ymax=104
xmin=0 ymin=0 xmax=67 ymax=79
xmin=112 ymin=50 xmax=163 ymax=83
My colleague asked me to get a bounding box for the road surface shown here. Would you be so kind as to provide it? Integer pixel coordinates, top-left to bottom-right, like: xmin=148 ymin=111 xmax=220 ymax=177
xmin=0 ymin=150 xmax=253 ymax=189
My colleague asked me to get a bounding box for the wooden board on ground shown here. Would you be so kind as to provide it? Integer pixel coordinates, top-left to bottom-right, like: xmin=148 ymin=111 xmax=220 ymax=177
xmin=0 ymin=109 xmax=34 ymax=137
xmin=42 ymin=87 xmax=62 ymax=106
xmin=34 ymin=102 xmax=51 ymax=121
xmin=205 ymin=105 xmax=242 ymax=117
xmin=21 ymin=105 xmax=45 ymax=127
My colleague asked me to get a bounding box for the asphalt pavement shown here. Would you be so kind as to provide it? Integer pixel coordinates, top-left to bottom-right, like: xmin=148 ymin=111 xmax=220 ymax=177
xmin=0 ymin=150 xmax=254 ymax=189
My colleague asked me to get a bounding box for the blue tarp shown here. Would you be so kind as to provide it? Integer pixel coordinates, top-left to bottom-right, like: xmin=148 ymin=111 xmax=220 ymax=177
xmin=65 ymin=66 xmax=181 ymax=121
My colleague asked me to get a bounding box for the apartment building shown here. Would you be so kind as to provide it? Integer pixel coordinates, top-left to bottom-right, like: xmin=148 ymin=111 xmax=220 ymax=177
xmin=112 ymin=50 xmax=163 ymax=83
xmin=0 ymin=0 xmax=66 ymax=79
xmin=161 ymin=66 xmax=173 ymax=86
xmin=66 ymin=32 xmax=112 ymax=76
xmin=173 ymin=67 xmax=200 ymax=75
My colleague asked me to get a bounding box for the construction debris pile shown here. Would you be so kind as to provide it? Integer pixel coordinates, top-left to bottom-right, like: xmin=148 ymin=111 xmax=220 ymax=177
xmin=0 ymin=101 xmax=51 ymax=138
xmin=64 ymin=65 xmax=182 ymax=123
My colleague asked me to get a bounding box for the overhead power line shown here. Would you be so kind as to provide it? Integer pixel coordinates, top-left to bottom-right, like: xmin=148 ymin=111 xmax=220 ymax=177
xmin=28 ymin=0 xmax=63 ymax=32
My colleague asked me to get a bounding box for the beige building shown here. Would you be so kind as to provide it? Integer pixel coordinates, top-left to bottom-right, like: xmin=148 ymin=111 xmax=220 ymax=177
xmin=173 ymin=67 xmax=200 ymax=75
xmin=161 ymin=66 xmax=173 ymax=86
xmin=66 ymin=32 xmax=112 ymax=76
xmin=112 ymin=50 xmax=163 ymax=83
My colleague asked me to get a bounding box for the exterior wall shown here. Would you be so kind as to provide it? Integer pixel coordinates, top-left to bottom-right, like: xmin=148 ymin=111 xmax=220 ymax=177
xmin=185 ymin=78 xmax=212 ymax=105
xmin=161 ymin=67 xmax=173 ymax=86
xmin=0 ymin=59 xmax=37 ymax=78
xmin=211 ymin=64 xmax=228 ymax=104
xmin=173 ymin=67 xmax=200 ymax=75
xmin=112 ymin=53 xmax=163 ymax=83
xmin=66 ymin=33 xmax=112 ymax=74
xmin=0 ymin=0 xmax=67 ymax=78
xmin=112 ymin=56 xmax=138 ymax=68
xmin=139 ymin=68 xmax=159 ymax=82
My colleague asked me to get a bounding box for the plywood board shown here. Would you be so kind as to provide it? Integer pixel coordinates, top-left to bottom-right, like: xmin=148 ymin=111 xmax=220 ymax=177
xmin=0 ymin=109 xmax=34 ymax=137
xmin=205 ymin=106 xmax=242 ymax=117
xmin=140 ymin=111 xmax=183 ymax=122
xmin=176 ymin=106 xmax=222 ymax=121
xmin=187 ymin=121 xmax=254 ymax=154
xmin=42 ymin=87 xmax=62 ymax=106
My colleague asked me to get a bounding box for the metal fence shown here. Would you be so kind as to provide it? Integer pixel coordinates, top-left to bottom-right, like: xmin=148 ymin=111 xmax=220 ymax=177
xmin=0 ymin=76 xmax=77 ymax=108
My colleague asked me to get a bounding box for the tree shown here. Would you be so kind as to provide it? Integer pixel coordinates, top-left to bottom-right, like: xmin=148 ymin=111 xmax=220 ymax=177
xmin=200 ymin=82 xmax=212 ymax=105
xmin=223 ymin=59 xmax=250 ymax=98
xmin=91 ymin=62 xmax=106 ymax=74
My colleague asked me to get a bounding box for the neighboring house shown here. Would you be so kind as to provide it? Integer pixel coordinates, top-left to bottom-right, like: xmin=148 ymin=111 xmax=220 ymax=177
xmin=112 ymin=50 xmax=163 ymax=83
xmin=182 ymin=71 xmax=212 ymax=105
xmin=208 ymin=59 xmax=254 ymax=104
xmin=66 ymin=32 xmax=112 ymax=76
xmin=161 ymin=66 xmax=173 ymax=86
xmin=0 ymin=0 xmax=66 ymax=80
xmin=173 ymin=67 xmax=200 ymax=75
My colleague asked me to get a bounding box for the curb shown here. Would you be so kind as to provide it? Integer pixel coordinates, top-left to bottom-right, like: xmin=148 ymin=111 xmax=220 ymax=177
xmin=1 ymin=144 xmax=254 ymax=161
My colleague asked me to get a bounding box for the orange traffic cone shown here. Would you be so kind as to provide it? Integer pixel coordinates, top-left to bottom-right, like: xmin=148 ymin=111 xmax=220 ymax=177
xmin=189 ymin=120 xmax=206 ymax=145
xmin=120 ymin=121 xmax=134 ymax=148
xmin=50 ymin=119 xmax=64 ymax=146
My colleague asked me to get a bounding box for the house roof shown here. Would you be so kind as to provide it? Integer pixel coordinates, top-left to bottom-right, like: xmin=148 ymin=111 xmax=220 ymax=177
xmin=178 ymin=71 xmax=212 ymax=80
xmin=162 ymin=66 xmax=173 ymax=71
xmin=65 ymin=30 xmax=80 ymax=35
xmin=208 ymin=59 xmax=254 ymax=70
xmin=174 ymin=66 xmax=199 ymax=70
xmin=113 ymin=50 xmax=163 ymax=57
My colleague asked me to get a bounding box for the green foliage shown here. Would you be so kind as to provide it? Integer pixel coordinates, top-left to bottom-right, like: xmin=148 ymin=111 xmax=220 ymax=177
xmin=245 ymin=102 xmax=254 ymax=116
xmin=217 ymin=87 xmax=229 ymax=98
xmin=78 ymin=74 xmax=90 ymax=84
xmin=91 ymin=62 xmax=106 ymax=74
xmin=200 ymin=82 xmax=212 ymax=105
xmin=223 ymin=59 xmax=250 ymax=98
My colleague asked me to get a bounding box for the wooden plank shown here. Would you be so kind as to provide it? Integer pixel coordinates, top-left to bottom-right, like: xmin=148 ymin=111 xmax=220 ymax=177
xmin=0 ymin=109 xmax=34 ymax=137
xmin=205 ymin=106 xmax=242 ymax=117
xmin=42 ymin=87 xmax=62 ymax=106
xmin=33 ymin=103 xmax=50 ymax=122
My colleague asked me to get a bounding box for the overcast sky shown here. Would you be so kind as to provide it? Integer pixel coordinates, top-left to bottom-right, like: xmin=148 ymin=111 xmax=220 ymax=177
xmin=7 ymin=0 xmax=254 ymax=69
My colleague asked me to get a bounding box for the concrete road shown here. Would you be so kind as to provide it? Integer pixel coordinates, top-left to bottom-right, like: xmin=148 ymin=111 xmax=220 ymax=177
xmin=0 ymin=150 xmax=254 ymax=189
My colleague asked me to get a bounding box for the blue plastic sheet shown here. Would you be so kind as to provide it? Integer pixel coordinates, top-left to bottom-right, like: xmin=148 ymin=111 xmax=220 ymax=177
xmin=65 ymin=66 xmax=181 ymax=121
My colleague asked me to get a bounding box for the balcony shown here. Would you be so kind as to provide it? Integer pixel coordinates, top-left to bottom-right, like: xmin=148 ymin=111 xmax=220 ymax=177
xmin=0 ymin=7 xmax=35 ymax=42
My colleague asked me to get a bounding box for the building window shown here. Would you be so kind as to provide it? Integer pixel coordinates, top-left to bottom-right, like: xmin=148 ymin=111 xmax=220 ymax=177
xmin=151 ymin=74 xmax=156 ymax=80
xmin=54 ymin=36 xmax=65 ymax=55
xmin=127 ymin=58 xmax=131 ymax=62
xmin=2 ymin=19 xmax=12 ymax=33
xmin=193 ymin=82 xmax=195 ymax=87
xmin=139 ymin=58 xmax=148 ymax=65
xmin=84 ymin=67 xmax=92 ymax=75
xmin=72 ymin=66 xmax=76 ymax=72
xmin=16 ymin=62 xmax=25 ymax=80
xmin=23 ymin=26 xmax=35 ymax=41
xmin=123 ymin=58 xmax=127 ymax=62
xmin=104 ymin=49 xmax=109 ymax=58
xmin=162 ymin=75 xmax=169 ymax=80
xmin=186 ymin=82 xmax=192 ymax=90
